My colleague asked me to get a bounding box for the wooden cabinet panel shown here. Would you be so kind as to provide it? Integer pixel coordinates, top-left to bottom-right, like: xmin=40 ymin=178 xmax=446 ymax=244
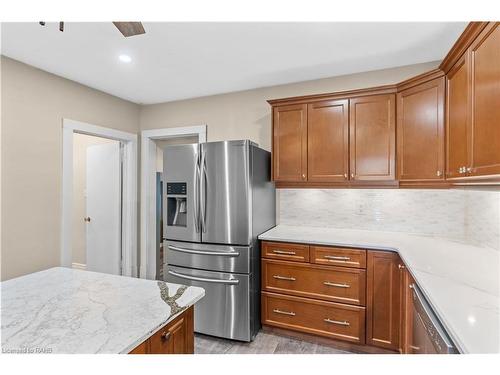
xmin=129 ymin=341 xmax=148 ymax=354
xmin=262 ymin=259 xmax=366 ymax=306
xmin=262 ymin=241 xmax=310 ymax=263
xmin=307 ymin=99 xmax=349 ymax=182
xmin=310 ymin=246 xmax=366 ymax=269
xmin=366 ymin=251 xmax=401 ymax=350
xmin=469 ymin=22 xmax=500 ymax=177
xmin=273 ymin=104 xmax=308 ymax=181
xmin=262 ymin=291 xmax=366 ymax=344
xmin=349 ymin=95 xmax=396 ymax=181
xmin=131 ymin=306 xmax=194 ymax=354
xmin=149 ymin=307 xmax=194 ymax=354
xmin=446 ymin=55 xmax=470 ymax=179
xmin=397 ymin=77 xmax=445 ymax=182
xmin=401 ymin=269 xmax=418 ymax=354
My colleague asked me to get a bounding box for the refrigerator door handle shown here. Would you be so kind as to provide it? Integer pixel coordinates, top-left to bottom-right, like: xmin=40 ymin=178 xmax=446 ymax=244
xmin=194 ymin=152 xmax=201 ymax=233
xmin=168 ymin=270 xmax=240 ymax=285
xmin=200 ymin=147 xmax=208 ymax=233
xmin=168 ymin=245 xmax=240 ymax=257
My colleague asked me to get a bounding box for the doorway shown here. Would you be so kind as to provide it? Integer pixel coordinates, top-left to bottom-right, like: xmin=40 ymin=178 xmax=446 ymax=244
xmin=140 ymin=125 xmax=206 ymax=280
xmin=72 ymin=133 xmax=122 ymax=274
xmin=61 ymin=119 xmax=138 ymax=277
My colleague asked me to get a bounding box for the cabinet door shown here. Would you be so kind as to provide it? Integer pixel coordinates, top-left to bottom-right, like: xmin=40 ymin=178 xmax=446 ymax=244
xmin=397 ymin=78 xmax=445 ymax=181
xmin=469 ymin=22 xmax=500 ymax=177
xmin=149 ymin=307 xmax=194 ymax=354
xmin=366 ymin=251 xmax=401 ymax=351
xmin=446 ymin=54 xmax=470 ymax=178
xmin=349 ymin=95 xmax=396 ymax=181
xmin=273 ymin=104 xmax=308 ymax=181
xmin=307 ymin=99 xmax=349 ymax=182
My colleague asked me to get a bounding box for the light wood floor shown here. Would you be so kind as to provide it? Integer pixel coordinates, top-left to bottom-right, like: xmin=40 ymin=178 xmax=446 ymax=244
xmin=195 ymin=331 xmax=352 ymax=354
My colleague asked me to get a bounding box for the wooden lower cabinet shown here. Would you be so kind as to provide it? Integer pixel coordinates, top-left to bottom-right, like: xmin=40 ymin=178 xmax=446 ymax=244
xmin=260 ymin=241 xmax=433 ymax=353
xmin=366 ymin=251 xmax=403 ymax=351
xmin=262 ymin=292 xmax=365 ymax=344
xmin=129 ymin=306 xmax=194 ymax=354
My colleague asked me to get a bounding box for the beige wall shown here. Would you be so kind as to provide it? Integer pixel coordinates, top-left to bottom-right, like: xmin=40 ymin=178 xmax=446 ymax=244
xmin=139 ymin=61 xmax=439 ymax=150
xmin=1 ymin=56 xmax=140 ymax=280
xmin=72 ymin=134 xmax=117 ymax=266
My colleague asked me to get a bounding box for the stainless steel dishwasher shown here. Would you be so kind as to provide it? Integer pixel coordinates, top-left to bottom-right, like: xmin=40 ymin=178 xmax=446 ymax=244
xmin=409 ymin=283 xmax=458 ymax=354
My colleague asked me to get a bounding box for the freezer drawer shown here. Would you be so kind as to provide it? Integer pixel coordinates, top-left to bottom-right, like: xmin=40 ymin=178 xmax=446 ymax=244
xmin=165 ymin=265 xmax=253 ymax=341
xmin=165 ymin=240 xmax=252 ymax=273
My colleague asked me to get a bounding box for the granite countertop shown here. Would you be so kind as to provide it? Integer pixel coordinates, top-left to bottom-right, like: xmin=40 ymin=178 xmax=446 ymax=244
xmin=259 ymin=225 xmax=499 ymax=354
xmin=1 ymin=267 xmax=205 ymax=354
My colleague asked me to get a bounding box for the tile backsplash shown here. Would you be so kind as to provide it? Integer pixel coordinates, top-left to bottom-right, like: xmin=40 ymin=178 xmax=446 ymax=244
xmin=278 ymin=189 xmax=500 ymax=250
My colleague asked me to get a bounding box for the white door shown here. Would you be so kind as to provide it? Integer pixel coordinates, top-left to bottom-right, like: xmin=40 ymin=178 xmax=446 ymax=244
xmin=86 ymin=142 xmax=122 ymax=275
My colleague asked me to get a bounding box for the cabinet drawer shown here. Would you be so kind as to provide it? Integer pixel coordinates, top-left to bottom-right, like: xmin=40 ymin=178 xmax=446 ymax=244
xmin=262 ymin=241 xmax=310 ymax=263
xmin=262 ymin=292 xmax=365 ymax=344
xmin=262 ymin=259 xmax=366 ymax=306
xmin=310 ymin=246 xmax=366 ymax=268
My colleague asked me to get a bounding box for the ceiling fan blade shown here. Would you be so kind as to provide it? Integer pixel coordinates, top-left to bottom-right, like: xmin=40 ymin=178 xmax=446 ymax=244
xmin=113 ymin=22 xmax=145 ymax=37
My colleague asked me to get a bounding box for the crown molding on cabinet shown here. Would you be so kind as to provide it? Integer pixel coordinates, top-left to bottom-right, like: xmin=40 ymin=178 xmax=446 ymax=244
xmin=267 ymin=84 xmax=397 ymax=106
xmin=396 ymin=68 xmax=445 ymax=92
xmin=439 ymin=22 xmax=489 ymax=74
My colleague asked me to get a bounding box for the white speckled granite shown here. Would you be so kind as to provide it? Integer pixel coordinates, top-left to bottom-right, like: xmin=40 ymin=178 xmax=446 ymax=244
xmin=278 ymin=189 xmax=500 ymax=250
xmin=1 ymin=267 xmax=205 ymax=354
xmin=259 ymin=225 xmax=500 ymax=354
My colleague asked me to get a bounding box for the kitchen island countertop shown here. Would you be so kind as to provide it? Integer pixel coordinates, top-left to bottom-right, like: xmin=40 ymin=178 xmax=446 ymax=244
xmin=1 ymin=267 xmax=205 ymax=354
xmin=259 ymin=225 xmax=499 ymax=354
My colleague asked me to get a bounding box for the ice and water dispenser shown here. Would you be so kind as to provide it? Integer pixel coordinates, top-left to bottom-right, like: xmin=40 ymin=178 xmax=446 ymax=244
xmin=166 ymin=182 xmax=187 ymax=227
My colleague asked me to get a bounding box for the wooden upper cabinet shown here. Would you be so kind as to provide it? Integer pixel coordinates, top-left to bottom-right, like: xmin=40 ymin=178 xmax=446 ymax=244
xmin=446 ymin=54 xmax=470 ymax=179
xmin=307 ymin=99 xmax=349 ymax=182
xmin=272 ymin=104 xmax=308 ymax=182
xmin=469 ymin=22 xmax=500 ymax=177
xmin=349 ymin=95 xmax=396 ymax=181
xmin=397 ymin=77 xmax=445 ymax=182
xmin=366 ymin=250 xmax=401 ymax=351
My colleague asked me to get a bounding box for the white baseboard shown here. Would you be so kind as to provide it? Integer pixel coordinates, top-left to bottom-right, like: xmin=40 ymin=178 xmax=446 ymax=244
xmin=72 ymin=262 xmax=87 ymax=270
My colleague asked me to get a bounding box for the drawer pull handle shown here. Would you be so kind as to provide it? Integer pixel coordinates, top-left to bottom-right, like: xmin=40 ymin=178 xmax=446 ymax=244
xmin=324 ymin=255 xmax=351 ymax=261
xmin=273 ymin=309 xmax=296 ymax=316
xmin=272 ymin=250 xmax=296 ymax=255
xmin=324 ymin=319 xmax=350 ymax=326
xmin=273 ymin=275 xmax=296 ymax=281
xmin=323 ymin=281 xmax=350 ymax=288
xmin=161 ymin=331 xmax=172 ymax=341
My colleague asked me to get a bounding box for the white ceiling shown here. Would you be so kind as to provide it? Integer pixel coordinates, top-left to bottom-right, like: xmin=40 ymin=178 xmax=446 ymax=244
xmin=1 ymin=22 xmax=467 ymax=104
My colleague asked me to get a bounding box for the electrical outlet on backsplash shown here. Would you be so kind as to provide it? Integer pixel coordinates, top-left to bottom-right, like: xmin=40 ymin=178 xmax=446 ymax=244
xmin=278 ymin=189 xmax=500 ymax=251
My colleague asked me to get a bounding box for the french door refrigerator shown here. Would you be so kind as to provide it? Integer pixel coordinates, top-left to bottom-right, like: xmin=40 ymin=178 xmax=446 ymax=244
xmin=163 ymin=140 xmax=275 ymax=341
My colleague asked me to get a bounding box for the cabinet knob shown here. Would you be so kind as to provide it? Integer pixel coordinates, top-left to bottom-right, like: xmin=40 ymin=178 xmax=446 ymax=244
xmin=84 ymin=217 xmax=91 ymax=223
xmin=466 ymin=167 xmax=472 ymax=173
xmin=161 ymin=331 xmax=171 ymax=341
xmin=302 ymin=173 xmax=306 ymax=180
xmin=351 ymin=173 xmax=355 ymax=179
xmin=436 ymin=171 xmax=442 ymax=177
xmin=398 ymin=264 xmax=405 ymax=270
xmin=344 ymin=173 xmax=348 ymax=179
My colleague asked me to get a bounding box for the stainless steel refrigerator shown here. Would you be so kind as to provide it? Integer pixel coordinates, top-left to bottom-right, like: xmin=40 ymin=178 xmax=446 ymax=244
xmin=163 ymin=140 xmax=276 ymax=342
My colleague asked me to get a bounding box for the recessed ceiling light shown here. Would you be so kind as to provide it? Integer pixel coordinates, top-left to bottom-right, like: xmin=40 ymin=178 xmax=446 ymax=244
xmin=118 ymin=54 xmax=132 ymax=63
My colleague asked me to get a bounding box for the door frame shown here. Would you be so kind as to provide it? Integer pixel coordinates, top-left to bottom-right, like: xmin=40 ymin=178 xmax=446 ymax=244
xmin=140 ymin=125 xmax=207 ymax=280
xmin=61 ymin=119 xmax=138 ymax=277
